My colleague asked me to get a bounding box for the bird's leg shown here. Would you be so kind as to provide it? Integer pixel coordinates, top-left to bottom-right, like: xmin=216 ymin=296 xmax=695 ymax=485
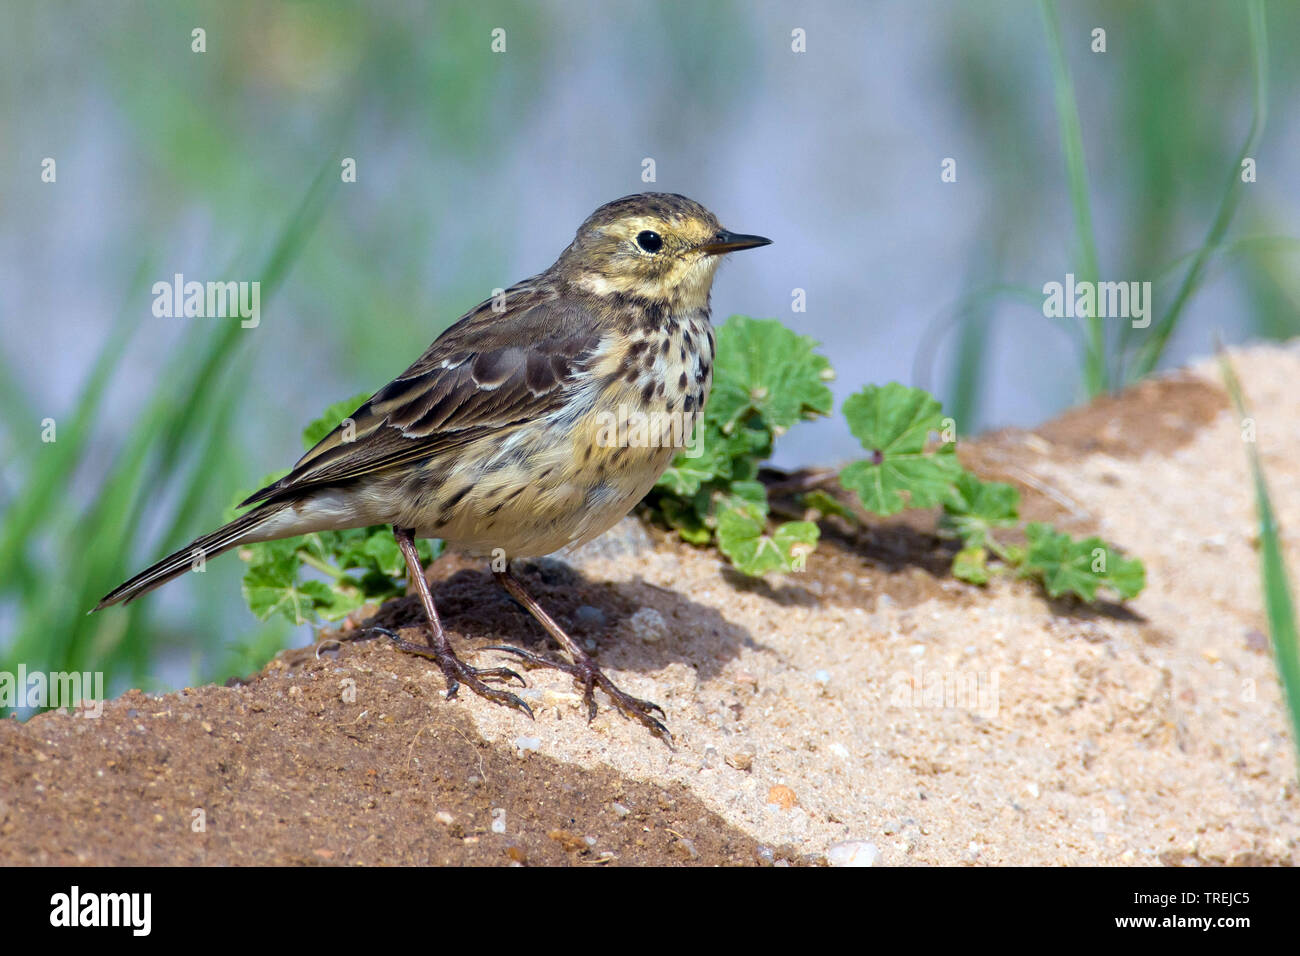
xmin=383 ymin=527 xmax=532 ymax=718
xmin=488 ymin=564 xmax=670 ymax=744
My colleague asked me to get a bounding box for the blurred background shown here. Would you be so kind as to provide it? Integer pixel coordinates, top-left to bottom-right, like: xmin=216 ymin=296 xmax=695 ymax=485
xmin=2 ymin=0 xmax=1297 ymax=703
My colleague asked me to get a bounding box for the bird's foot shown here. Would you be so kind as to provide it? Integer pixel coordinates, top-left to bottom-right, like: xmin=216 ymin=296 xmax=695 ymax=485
xmin=486 ymin=644 xmax=671 ymax=745
xmin=382 ymin=628 xmax=534 ymax=720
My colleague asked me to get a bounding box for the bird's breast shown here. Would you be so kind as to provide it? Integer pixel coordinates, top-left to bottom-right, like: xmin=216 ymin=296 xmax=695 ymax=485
xmin=383 ymin=309 xmax=716 ymax=558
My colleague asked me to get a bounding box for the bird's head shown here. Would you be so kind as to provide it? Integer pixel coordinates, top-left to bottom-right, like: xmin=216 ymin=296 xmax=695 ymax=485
xmin=554 ymin=193 xmax=770 ymax=310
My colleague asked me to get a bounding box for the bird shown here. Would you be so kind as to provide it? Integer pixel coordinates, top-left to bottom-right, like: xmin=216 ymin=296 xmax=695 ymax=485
xmin=94 ymin=192 xmax=772 ymax=743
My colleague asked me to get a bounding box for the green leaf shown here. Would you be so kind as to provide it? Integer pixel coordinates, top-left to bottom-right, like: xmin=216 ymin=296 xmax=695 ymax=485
xmin=418 ymin=537 xmax=444 ymax=566
xmin=840 ymin=445 xmax=962 ymax=516
xmin=717 ymin=505 xmax=819 ymax=575
xmin=659 ymin=494 xmax=711 ymax=544
xmin=1021 ymin=523 xmax=1145 ymax=601
xmin=363 ymin=531 xmax=407 ymax=578
xmin=941 ymin=471 xmax=1020 ymax=549
xmin=302 ymin=391 xmax=373 ymax=450
xmin=802 ymin=489 xmax=855 ymax=521
xmin=656 ymin=418 xmax=772 ymax=497
xmin=773 ymin=521 xmax=820 ymax=571
xmin=843 ymin=382 xmax=947 ymax=455
xmin=953 ymin=546 xmax=990 ymax=585
xmin=1102 ymin=550 xmax=1147 ymax=600
xmin=1022 ymin=524 xmax=1100 ymax=601
xmin=656 ymin=420 xmax=730 ymax=496
xmin=708 ymin=316 xmax=834 ymax=435
xmin=299 ymin=579 xmax=365 ymax=622
xmin=324 ymin=527 xmax=379 ymax=572
xmin=724 ymin=479 xmax=769 ymax=519
xmin=243 ymin=561 xmax=315 ymax=625
xmin=839 ymin=383 xmax=963 ymax=516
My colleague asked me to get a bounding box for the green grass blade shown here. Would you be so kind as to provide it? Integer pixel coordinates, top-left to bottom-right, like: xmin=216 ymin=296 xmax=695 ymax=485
xmin=2 ymin=163 xmax=338 ymax=700
xmin=1039 ymin=0 xmax=1105 ymax=395
xmin=1131 ymin=1 xmax=1268 ymax=380
xmin=0 ymin=260 xmax=152 ymax=591
xmin=1219 ymin=350 xmax=1300 ymax=780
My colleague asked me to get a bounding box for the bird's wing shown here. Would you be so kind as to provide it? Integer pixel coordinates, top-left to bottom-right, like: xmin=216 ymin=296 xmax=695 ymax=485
xmin=239 ymin=280 xmax=607 ymax=507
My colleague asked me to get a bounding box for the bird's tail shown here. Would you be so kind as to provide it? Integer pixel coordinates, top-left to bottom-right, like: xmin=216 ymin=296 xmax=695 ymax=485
xmin=92 ymin=500 xmax=292 ymax=611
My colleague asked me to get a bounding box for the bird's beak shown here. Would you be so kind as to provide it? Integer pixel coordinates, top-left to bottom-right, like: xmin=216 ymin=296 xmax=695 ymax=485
xmin=699 ymin=230 xmax=773 ymax=255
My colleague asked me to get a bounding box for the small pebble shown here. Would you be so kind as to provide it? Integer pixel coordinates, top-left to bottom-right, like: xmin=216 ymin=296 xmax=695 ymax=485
xmin=547 ymin=829 xmax=587 ymax=852
xmin=726 ymin=751 xmax=754 ymax=772
xmin=674 ymin=835 xmax=700 ymax=861
xmin=491 ymin=808 xmax=507 ymax=834
xmin=434 ymin=810 xmax=454 ymax=826
xmin=575 ymin=605 xmax=606 ymax=628
xmin=827 ymin=840 xmax=880 ymax=867
xmin=611 ymin=802 xmax=630 ymax=818
xmin=513 ymin=736 xmax=541 ymax=753
xmin=626 ymin=607 xmax=669 ymax=644
xmin=766 ymin=785 xmax=798 ymax=810
xmin=813 ymin=669 xmax=830 ymax=685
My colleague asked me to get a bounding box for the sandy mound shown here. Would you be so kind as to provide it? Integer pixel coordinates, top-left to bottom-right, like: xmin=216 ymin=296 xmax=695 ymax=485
xmin=3 ymin=343 xmax=1298 ymax=866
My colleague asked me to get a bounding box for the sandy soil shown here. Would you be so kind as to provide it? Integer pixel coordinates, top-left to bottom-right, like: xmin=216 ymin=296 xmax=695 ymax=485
xmin=2 ymin=343 xmax=1297 ymax=866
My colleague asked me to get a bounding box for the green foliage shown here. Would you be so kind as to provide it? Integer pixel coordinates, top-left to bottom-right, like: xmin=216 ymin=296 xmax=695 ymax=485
xmin=715 ymin=481 xmax=819 ymax=575
xmin=230 ymin=397 xmax=440 ymax=626
xmin=0 ymin=171 xmax=334 ymax=710
xmin=1031 ymin=0 xmax=1273 ymax=393
xmin=943 ymin=472 xmax=1147 ymax=601
xmin=1021 ymin=523 xmax=1145 ymax=601
xmin=643 ymin=316 xmax=1146 ymax=605
xmin=839 ymin=384 xmax=963 ymax=515
xmin=831 ymin=382 xmax=1144 ymax=602
xmin=941 ymin=468 xmax=1145 ymax=601
xmin=706 ymin=315 xmax=834 ymax=435
xmin=645 ymin=315 xmax=833 ymax=573
xmin=941 ymin=471 xmax=1020 ymax=551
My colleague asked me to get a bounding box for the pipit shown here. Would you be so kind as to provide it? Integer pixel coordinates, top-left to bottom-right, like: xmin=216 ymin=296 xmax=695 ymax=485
xmin=95 ymin=192 xmax=771 ymax=742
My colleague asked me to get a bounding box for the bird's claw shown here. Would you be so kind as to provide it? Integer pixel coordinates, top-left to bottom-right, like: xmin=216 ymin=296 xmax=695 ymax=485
xmin=386 ymin=633 xmax=534 ymax=720
xmin=485 ymin=644 xmax=671 ymax=745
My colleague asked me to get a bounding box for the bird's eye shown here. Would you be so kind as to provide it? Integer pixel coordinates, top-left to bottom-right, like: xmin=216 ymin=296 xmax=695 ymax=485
xmin=636 ymin=230 xmax=663 ymax=253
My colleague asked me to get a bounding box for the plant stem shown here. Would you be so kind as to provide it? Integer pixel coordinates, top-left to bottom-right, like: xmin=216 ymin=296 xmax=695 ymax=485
xmin=1040 ymin=0 xmax=1106 ymax=395
xmin=298 ymin=550 xmax=347 ymax=581
xmin=1130 ymin=0 xmax=1269 ymax=381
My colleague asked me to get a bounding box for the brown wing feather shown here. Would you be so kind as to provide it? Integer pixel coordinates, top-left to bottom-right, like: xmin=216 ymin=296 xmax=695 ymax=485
xmin=239 ymin=279 xmax=607 ymax=507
